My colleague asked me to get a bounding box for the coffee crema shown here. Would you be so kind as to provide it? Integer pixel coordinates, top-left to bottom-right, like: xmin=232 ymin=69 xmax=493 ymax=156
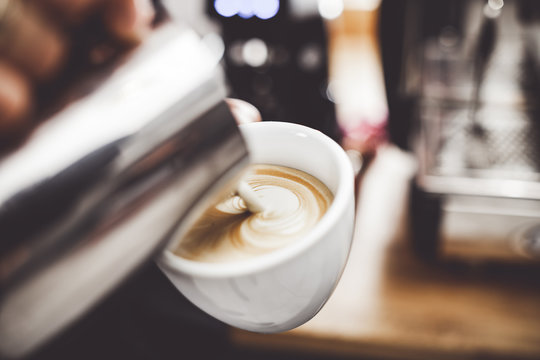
xmin=173 ymin=164 xmax=333 ymax=263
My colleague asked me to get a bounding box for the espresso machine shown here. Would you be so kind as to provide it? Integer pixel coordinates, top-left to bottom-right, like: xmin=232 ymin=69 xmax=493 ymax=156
xmin=0 ymin=6 xmax=250 ymax=359
xmin=380 ymin=0 xmax=540 ymax=262
xmin=206 ymin=0 xmax=340 ymax=142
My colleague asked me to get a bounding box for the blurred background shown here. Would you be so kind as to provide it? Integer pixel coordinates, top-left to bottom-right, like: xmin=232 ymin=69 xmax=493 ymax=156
xmin=5 ymin=0 xmax=540 ymax=359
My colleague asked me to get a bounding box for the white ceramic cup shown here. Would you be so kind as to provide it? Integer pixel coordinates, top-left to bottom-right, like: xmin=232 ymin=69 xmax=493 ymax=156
xmin=157 ymin=121 xmax=355 ymax=333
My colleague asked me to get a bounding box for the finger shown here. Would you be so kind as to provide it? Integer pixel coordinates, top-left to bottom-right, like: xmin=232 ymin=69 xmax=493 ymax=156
xmin=0 ymin=60 xmax=31 ymax=133
xmin=0 ymin=3 xmax=66 ymax=81
xmin=103 ymin=0 xmax=155 ymax=45
xmin=34 ymin=0 xmax=154 ymax=44
xmin=33 ymin=0 xmax=103 ymax=26
xmin=226 ymin=98 xmax=262 ymax=124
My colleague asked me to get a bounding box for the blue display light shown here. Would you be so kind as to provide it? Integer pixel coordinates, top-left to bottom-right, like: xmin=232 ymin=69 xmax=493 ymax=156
xmin=214 ymin=0 xmax=239 ymax=17
xmin=214 ymin=0 xmax=280 ymax=19
xmin=254 ymin=0 xmax=280 ymax=19
xmin=238 ymin=0 xmax=255 ymax=19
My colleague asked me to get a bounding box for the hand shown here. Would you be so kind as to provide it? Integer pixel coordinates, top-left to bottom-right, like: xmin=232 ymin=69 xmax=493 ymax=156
xmin=0 ymin=0 xmax=155 ymax=138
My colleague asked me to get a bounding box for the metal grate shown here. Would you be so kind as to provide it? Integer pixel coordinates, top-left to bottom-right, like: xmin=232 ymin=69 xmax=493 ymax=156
xmin=422 ymin=103 xmax=540 ymax=181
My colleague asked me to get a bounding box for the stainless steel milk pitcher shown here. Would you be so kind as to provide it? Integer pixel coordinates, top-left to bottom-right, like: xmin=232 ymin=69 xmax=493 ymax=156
xmin=0 ymin=21 xmax=249 ymax=358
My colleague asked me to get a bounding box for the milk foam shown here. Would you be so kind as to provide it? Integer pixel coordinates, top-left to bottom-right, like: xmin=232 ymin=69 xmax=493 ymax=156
xmin=173 ymin=164 xmax=333 ymax=263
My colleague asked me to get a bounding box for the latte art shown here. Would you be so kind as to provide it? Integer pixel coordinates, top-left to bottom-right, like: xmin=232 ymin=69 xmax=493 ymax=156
xmin=173 ymin=164 xmax=333 ymax=263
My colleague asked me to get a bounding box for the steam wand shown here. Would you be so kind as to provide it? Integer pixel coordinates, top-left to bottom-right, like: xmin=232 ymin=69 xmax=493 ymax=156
xmin=467 ymin=0 xmax=501 ymax=167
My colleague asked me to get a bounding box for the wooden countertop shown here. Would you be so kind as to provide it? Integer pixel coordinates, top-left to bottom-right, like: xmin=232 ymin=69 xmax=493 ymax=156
xmin=229 ymin=146 xmax=540 ymax=360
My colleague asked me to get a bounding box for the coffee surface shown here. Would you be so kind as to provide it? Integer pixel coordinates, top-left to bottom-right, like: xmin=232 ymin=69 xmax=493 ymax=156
xmin=173 ymin=164 xmax=333 ymax=263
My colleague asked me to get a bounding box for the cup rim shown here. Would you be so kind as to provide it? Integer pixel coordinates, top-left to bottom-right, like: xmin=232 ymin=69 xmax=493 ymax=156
xmin=158 ymin=121 xmax=354 ymax=278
